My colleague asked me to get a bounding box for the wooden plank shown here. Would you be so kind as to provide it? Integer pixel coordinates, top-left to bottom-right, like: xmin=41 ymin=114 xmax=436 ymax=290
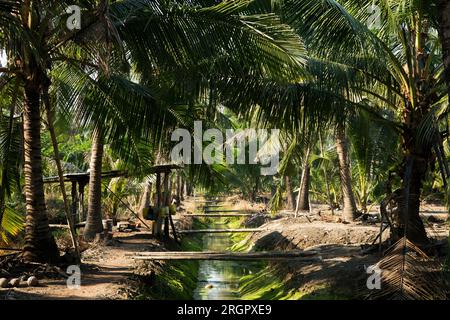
xmin=0 ymin=247 xmax=21 ymax=251
xmin=178 ymin=228 xmax=264 ymax=234
xmin=43 ymin=170 xmax=126 ymax=184
xmin=43 ymin=222 xmax=86 ymax=229
xmin=419 ymin=211 xmax=448 ymax=216
xmin=184 ymin=214 xmax=253 ymax=217
xmin=204 ymin=209 xmax=242 ymax=213
xmin=131 ymin=250 xmax=317 ymax=256
xmin=196 ymin=201 xmax=223 ymax=204
xmin=129 ymin=250 xmax=319 ymax=261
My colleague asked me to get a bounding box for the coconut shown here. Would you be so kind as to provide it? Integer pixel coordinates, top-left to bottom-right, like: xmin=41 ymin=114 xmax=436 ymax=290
xmin=0 ymin=278 xmax=8 ymax=288
xmin=9 ymin=278 xmax=20 ymax=287
xmin=27 ymin=276 xmax=39 ymax=287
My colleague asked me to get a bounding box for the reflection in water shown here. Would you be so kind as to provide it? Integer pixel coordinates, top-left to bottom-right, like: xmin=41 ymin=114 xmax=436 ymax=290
xmin=193 ymin=222 xmax=258 ymax=300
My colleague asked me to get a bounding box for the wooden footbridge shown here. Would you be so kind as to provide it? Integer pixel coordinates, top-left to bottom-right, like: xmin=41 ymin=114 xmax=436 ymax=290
xmin=204 ymin=209 xmax=242 ymax=213
xmin=128 ymin=250 xmax=320 ymax=261
xmin=178 ymin=228 xmax=265 ymax=234
xmin=176 ymin=196 xmax=266 ymax=234
xmin=184 ymin=213 xmax=253 ymax=218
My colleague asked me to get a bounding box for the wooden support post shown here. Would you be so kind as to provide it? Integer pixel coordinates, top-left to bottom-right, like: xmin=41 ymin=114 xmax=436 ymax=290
xmin=163 ymin=172 xmax=170 ymax=239
xmin=186 ymin=182 xmax=192 ymax=196
xmin=176 ymin=174 xmax=181 ymax=206
xmin=156 ymin=173 xmax=162 ymax=206
xmin=180 ymin=177 xmax=185 ymax=201
xmin=168 ymin=174 xmax=173 ymax=205
xmin=78 ymin=181 xmax=86 ymax=222
xmin=71 ymin=181 xmax=78 ymax=223
xmin=168 ymin=172 xmax=180 ymax=243
xmin=153 ymin=172 xmax=162 ymax=237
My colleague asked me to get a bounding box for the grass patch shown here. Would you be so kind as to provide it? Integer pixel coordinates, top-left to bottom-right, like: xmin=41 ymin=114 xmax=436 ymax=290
xmin=136 ymin=259 xmax=199 ymax=300
xmin=239 ymin=265 xmax=352 ymax=300
xmin=134 ymin=226 xmax=204 ymax=300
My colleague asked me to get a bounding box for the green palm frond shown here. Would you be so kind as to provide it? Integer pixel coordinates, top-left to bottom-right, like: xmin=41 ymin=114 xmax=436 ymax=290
xmin=0 ymin=80 xmax=22 ymax=236
xmin=269 ymin=179 xmax=284 ymax=213
xmin=0 ymin=205 xmax=23 ymax=244
xmin=115 ymin=0 xmax=306 ymax=81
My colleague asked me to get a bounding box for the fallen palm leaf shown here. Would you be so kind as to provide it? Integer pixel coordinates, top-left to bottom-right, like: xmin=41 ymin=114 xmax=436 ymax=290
xmin=367 ymin=237 xmax=448 ymax=300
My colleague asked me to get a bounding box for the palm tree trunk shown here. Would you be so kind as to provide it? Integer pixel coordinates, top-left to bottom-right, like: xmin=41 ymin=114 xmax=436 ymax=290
xmin=439 ymin=0 xmax=450 ymax=98
xmin=83 ymin=128 xmax=104 ymax=240
xmin=297 ymin=162 xmax=310 ymax=211
xmin=295 ymin=147 xmax=311 ymax=214
xmin=392 ymin=156 xmax=429 ymax=245
xmin=319 ymin=132 xmax=334 ymax=214
xmin=139 ymin=181 xmax=152 ymax=219
xmin=392 ymin=107 xmax=431 ymax=245
xmin=335 ymin=124 xmax=358 ymax=221
xmin=285 ymin=176 xmax=295 ymax=210
xmin=22 ymin=84 xmax=59 ymax=263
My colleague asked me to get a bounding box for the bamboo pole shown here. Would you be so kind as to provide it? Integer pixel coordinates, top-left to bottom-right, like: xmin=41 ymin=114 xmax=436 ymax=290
xmin=43 ymin=90 xmax=80 ymax=261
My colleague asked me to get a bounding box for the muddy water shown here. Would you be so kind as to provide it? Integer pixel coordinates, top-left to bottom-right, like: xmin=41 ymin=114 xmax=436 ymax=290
xmin=193 ymin=220 xmax=258 ymax=300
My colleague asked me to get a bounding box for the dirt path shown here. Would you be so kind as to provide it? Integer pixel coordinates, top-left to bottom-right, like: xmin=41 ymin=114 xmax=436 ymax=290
xmin=0 ymin=230 xmax=164 ymax=300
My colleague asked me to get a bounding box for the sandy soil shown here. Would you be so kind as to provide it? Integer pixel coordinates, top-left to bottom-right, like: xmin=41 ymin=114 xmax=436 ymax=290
xmin=0 ymin=231 xmax=166 ymax=300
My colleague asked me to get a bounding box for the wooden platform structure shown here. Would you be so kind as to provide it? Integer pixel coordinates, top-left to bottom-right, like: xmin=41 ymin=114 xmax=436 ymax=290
xmin=129 ymin=250 xmax=319 ymax=261
xmin=42 ymin=165 xmax=182 ymax=241
xmin=178 ymin=228 xmax=264 ymax=234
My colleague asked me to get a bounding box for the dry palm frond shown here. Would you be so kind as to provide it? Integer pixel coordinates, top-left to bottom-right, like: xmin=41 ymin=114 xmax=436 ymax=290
xmin=367 ymin=237 xmax=448 ymax=300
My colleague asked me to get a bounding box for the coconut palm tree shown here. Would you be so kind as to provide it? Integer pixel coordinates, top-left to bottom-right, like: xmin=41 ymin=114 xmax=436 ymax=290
xmin=0 ymin=0 xmax=305 ymax=259
xmin=237 ymin=0 xmax=447 ymax=245
xmin=286 ymin=0 xmax=446 ymax=243
xmin=335 ymin=123 xmax=358 ymax=221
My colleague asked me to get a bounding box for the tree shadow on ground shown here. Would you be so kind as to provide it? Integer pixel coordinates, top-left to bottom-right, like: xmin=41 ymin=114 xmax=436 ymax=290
xmin=246 ymin=231 xmax=380 ymax=299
